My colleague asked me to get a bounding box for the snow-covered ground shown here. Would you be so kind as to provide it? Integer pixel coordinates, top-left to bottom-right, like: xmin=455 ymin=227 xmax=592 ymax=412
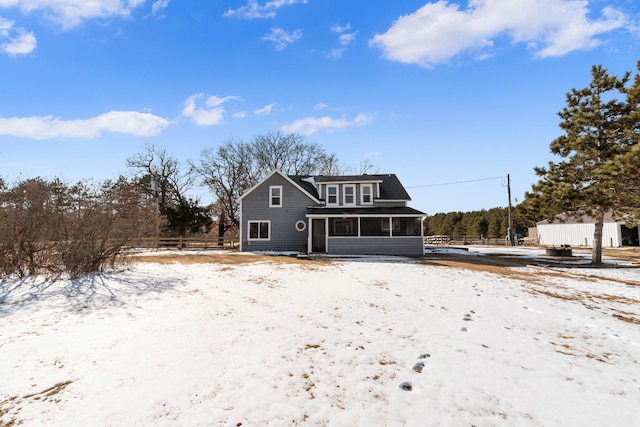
xmin=1 ymin=248 xmax=639 ymax=426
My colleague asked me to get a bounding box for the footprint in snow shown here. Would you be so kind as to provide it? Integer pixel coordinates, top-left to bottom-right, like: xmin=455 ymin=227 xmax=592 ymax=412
xmin=398 ymin=381 xmax=413 ymax=391
xmin=460 ymin=327 xmax=468 ymax=332
xmin=412 ymin=361 xmax=425 ymax=373
xmin=417 ymin=353 xmax=431 ymax=359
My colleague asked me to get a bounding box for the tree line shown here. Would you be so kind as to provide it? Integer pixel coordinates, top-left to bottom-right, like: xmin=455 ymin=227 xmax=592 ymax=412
xmin=424 ymin=206 xmax=530 ymax=239
xmin=0 ymin=131 xmax=365 ymax=278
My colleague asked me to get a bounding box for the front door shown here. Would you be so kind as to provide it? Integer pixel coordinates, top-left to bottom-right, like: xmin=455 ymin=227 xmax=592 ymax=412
xmin=312 ymin=219 xmax=326 ymax=253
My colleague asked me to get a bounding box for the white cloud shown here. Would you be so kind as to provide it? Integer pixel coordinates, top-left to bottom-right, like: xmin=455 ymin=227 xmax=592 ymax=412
xmin=328 ymin=48 xmax=345 ymax=59
xmin=0 ymin=17 xmax=36 ymax=56
xmin=0 ymin=0 xmax=148 ymax=29
xmin=281 ymin=113 xmax=373 ymax=135
xmin=332 ymin=23 xmax=358 ymax=46
xmin=254 ymin=103 xmax=275 ymax=115
xmin=328 ymin=23 xmax=357 ymax=58
xmin=369 ymin=0 xmax=629 ymax=68
xmin=0 ymin=110 xmax=169 ymax=139
xmin=232 ymin=112 xmax=247 ymax=119
xmin=224 ymin=0 xmax=308 ymax=19
xmin=181 ymin=93 xmax=243 ymax=126
xmin=262 ymin=27 xmax=302 ymax=51
xmin=314 ymin=103 xmax=343 ymax=111
xmin=151 ymin=0 xmax=170 ymax=16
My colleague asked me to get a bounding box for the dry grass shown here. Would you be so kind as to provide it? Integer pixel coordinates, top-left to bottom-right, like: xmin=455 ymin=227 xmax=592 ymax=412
xmin=602 ymin=248 xmax=640 ymax=261
xmin=1 ymin=381 xmax=73 ymax=427
xmin=129 ymin=252 xmax=331 ymax=267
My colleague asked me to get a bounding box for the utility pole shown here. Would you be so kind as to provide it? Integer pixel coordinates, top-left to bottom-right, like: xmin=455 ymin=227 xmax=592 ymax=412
xmin=507 ymin=173 xmax=514 ymax=246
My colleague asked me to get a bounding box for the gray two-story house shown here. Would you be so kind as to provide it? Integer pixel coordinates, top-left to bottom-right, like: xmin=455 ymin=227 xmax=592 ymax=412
xmin=238 ymin=170 xmax=426 ymax=256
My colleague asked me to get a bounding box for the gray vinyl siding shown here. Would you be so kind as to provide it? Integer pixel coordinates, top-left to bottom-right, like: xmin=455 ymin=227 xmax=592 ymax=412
xmin=373 ymin=200 xmax=407 ymax=208
xmin=241 ymin=174 xmax=312 ymax=252
xmin=327 ymin=237 xmax=424 ymax=256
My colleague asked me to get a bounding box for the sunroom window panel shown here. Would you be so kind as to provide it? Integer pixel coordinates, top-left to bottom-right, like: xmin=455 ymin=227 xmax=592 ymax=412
xmin=392 ymin=218 xmax=421 ymax=236
xmin=360 ymin=217 xmax=390 ymax=236
xmin=329 ymin=218 xmax=358 ymax=236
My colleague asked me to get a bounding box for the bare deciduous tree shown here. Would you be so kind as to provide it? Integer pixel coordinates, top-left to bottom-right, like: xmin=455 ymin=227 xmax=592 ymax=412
xmin=127 ymin=143 xmax=210 ymax=237
xmin=198 ymin=140 xmax=254 ymax=232
xmin=127 ymin=143 xmax=196 ymax=210
xmin=197 ymin=132 xmax=356 ymax=236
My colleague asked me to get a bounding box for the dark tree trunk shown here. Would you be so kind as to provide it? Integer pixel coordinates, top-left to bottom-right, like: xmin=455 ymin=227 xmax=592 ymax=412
xmin=592 ymin=213 xmax=604 ymax=264
xmin=218 ymin=212 xmax=226 ymax=246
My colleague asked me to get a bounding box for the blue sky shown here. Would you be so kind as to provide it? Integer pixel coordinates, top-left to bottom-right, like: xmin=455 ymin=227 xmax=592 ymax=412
xmin=1 ymin=0 xmax=639 ymax=215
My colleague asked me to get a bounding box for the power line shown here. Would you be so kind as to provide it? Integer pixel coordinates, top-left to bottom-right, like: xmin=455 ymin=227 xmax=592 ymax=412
xmin=406 ymin=175 xmax=505 ymax=189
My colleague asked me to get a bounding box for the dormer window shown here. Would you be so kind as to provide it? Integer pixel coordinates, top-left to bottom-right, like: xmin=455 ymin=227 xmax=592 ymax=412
xmin=269 ymin=186 xmax=282 ymax=207
xmin=361 ymin=184 xmax=373 ymax=205
xmin=327 ymin=185 xmax=338 ymax=205
xmin=343 ymin=185 xmax=355 ymax=206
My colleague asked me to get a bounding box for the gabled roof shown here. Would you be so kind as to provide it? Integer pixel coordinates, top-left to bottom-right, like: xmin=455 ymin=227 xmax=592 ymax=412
xmin=315 ymin=174 xmax=411 ymax=201
xmin=239 ymin=171 xmax=414 ymax=204
xmin=237 ymin=170 xmax=321 ymax=204
xmin=288 ymin=175 xmax=319 ymax=199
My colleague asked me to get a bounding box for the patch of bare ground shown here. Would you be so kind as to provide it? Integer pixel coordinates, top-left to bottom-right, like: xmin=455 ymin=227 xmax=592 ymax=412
xmin=603 ymin=247 xmax=640 ymax=261
xmin=1 ymin=381 xmax=73 ymax=427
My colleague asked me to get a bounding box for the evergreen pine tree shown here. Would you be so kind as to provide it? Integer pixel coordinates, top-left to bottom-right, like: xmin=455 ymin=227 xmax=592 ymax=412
xmin=524 ymin=63 xmax=640 ymax=264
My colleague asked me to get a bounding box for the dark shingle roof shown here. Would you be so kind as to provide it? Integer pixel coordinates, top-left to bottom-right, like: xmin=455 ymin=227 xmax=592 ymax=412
xmin=292 ymin=174 xmax=411 ymax=201
xmin=314 ymin=175 xmax=383 ymax=183
xmin=288 ymin=175 xmax=319 ymax=199
xmin=306 ymin=206 xmax=425 ymax=216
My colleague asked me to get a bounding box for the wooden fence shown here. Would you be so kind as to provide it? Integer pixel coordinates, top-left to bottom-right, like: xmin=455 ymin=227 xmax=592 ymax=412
xmin=424 ymin=235 xmax=526 ymax=246
xmin=135 ymin=237 xmax=239 ymax=250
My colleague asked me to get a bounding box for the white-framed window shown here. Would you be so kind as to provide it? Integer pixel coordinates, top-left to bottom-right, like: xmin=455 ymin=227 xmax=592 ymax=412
xmin=343 ymin=184 xmax=355 ymax=206
xmin=269 ymin=186 xmax=282 ymax=207
xmin=329 ymin=218 xmax=357 ymax=236
xmin=327 ymin=185 xmax=338 ymax=205
xmin=361 ymin=184 xmax=373 ymax=205
xmin=295 ymin=220 xmax=306 ymax=231
xmin=248 ymin=220 xmax=270 ymax=240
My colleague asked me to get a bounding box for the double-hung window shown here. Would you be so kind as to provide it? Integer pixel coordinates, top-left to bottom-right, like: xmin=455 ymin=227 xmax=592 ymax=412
xmin=343 ymin=185 xmax=355 ymax=206
xmin=248 ymin=221 xmax=270 ymax=240
xmin=361 ymin=184 xmax=373 ymax=205
xmin=327 ymin=185 xmax=338 ymax=205
xmin=269 ymin=186 xmax=282 ymax=207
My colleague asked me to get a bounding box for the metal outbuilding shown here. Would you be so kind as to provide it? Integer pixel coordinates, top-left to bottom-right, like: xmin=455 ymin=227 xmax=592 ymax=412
xmin=536 ymin=213 xmax=639 ymax=248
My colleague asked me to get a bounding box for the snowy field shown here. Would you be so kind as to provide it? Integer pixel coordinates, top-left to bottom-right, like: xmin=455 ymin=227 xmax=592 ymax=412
xmin=1 ymin=247 xmax=639 ymax=426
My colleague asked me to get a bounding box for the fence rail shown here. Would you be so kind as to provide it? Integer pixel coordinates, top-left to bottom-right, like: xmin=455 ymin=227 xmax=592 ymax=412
xmin=134 ymin=237 xmax=238 ymax=250
xmin=424 ymin=235 xmax=527 ymax=246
